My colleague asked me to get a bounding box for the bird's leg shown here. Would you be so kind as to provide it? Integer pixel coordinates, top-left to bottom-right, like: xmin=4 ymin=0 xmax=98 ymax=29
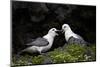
xmin=38 ymin=50 xmax=43 ymax=55
xmin=38 ymin=49 xmax=48 ymax=56
xmin=39 ymin=51 xmax=42 ymax=55
xmin=41 ymin=52 xmax=49 ymax=57
xmin=39 ymin=51 xmax=47 ymax=56
xmin=41 ymin=53 xmax=46 ymax=55
xmin=39 ymin=51 xmax=45 ymax=55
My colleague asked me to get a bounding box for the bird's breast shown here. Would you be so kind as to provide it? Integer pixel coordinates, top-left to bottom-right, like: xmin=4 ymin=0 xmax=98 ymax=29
xmin=41 ymin=38 xmax=54 ymax=52
xmin=65 ymin=32 xmax=75 ymax=41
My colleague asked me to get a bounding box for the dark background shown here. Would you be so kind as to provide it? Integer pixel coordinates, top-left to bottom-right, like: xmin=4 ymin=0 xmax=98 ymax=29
xmin=12 ymin=1 xmax=96 ymax=54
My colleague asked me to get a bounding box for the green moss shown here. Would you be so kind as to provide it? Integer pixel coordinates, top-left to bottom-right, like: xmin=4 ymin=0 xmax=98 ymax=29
xmin=31 ymin=55 xmax=44 ymax=64
xmin=12 ymin=44 xmax=96 ymax=66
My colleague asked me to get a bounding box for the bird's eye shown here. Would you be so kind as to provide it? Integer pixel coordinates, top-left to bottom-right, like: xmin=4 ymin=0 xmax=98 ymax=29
xmin=52 ymin=29 xmax=55 ymax=31
xmin=64 ymin=26 xmax=66 ymax=28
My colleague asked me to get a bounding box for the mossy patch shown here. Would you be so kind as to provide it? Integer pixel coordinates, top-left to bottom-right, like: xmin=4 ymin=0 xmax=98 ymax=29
xmin=12 ymin=44 xmax=96 ymax=66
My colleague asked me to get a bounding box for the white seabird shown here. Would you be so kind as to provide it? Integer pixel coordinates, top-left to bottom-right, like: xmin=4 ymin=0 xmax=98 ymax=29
xmin=62 ymin=24 xmax=87 ymax=46
xmin=19 ymin=28 xmax=59 ymax=54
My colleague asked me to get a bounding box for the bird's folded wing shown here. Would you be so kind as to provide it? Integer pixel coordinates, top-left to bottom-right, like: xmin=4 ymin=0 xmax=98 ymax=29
xmin=68 ymin=36 xmax=87 ymax=46
xmin=75 ymin=34 xmax=84 ymax=40
xmin=26 ymin=37 xmax=49 ymax=47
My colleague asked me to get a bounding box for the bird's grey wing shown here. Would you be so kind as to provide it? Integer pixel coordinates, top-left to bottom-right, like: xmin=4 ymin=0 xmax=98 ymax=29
xmin=75 ymin=34 xmax=88 ymax=43
xmin=68 ymin=36 xmax=87 ymax=46
xmin=75 ymin=34 xmax=84 ymax=40
xmin=26 ymin=37 xmax=49 ymax=47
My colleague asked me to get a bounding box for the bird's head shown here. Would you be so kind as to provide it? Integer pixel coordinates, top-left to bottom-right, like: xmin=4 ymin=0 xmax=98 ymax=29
xmin=48 ymin=28 xmax=60 ymax=37
xmin=62 ymin=24 xmax=71 ymax=33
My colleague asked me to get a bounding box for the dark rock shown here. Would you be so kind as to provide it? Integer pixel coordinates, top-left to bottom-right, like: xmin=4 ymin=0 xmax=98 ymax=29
xmin=42 ymin=56 xmax=53 ymax=64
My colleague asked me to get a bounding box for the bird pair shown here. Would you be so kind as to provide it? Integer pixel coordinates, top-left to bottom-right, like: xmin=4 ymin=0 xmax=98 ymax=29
xmin=18 ymin=24 xmax=87 ymax=55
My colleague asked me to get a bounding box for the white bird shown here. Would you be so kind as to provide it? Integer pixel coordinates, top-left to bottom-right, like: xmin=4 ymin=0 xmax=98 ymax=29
xmin=18 ymin=28 xmax=59 ymax=54
xmin=62 ymin=24 xmax=87 ymax=46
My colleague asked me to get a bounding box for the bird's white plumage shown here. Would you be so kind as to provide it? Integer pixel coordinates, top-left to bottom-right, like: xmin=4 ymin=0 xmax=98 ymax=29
xmin=62 ymin=24 xmax=80 ymax=41
xmin=21 ymin=28 xmax=58 ymax=54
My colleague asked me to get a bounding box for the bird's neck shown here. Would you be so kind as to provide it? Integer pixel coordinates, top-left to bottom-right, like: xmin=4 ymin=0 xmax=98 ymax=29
xmin=42 ymin=34 xmax=55 ymax=51
xmin=43 ymin=34 xmax=54 ymax=43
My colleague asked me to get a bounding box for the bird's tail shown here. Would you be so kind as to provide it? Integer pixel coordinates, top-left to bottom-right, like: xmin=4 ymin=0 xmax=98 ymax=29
xmin=15 ymin=49 xmax=26 ymax=58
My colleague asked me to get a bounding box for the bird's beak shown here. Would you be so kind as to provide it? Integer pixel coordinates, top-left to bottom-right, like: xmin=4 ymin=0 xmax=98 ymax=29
xmin=55 ymin=30 xmax=62 ymax=36
xmin=60 ymin=29 xmax=64 ymax=33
